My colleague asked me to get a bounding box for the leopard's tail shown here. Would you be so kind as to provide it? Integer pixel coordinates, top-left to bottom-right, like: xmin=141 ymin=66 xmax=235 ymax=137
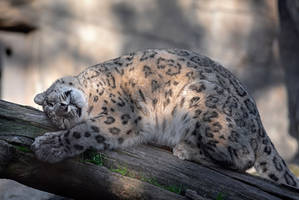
xmin=254 ymin=128 xmax=299 ymax=189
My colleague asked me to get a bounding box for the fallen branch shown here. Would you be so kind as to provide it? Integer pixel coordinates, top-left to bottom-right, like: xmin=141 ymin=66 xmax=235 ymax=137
xmin=0 ymin=100 xmax=298 ymax=200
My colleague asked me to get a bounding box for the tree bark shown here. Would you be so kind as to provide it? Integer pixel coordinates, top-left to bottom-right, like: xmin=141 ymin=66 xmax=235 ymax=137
xmin=278 ymin=0 xmax=299 ymax=148
xmin=0 ymin=100 xmax=299 ymax=200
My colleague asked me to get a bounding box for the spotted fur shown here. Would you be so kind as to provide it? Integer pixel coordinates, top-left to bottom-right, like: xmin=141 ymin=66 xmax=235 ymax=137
xmin=32 ymin=49 xmax=299 ymax=188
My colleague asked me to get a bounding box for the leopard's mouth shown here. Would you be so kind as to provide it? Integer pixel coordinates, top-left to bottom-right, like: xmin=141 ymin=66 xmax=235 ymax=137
xmin=59 ymin=106 xmax=82 ymax=129
xmin=66 ymin=105 xmax=82 ymax=118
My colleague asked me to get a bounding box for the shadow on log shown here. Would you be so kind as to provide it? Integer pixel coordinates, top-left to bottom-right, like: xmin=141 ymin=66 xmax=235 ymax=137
xmin=0 ymin=100 xmax=299 ymax=200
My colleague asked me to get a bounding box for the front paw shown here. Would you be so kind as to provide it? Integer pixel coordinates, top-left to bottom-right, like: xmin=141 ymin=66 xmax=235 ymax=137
xmin=31 ymin=131 xmax=69 ymax=163
xmin=173 ymin=144 xmax=191 ymax=160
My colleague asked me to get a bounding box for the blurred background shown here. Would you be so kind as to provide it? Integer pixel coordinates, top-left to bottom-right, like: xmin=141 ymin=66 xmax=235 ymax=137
xmin=0 ymin=0 xmax=299 ymax=199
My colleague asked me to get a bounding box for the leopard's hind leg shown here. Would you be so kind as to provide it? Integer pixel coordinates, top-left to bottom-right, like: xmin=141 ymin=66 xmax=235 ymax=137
xmin=177 ymin=80 xmax=256 ymax=172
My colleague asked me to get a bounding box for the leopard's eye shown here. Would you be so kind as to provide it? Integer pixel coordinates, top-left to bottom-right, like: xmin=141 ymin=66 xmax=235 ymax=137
xmin=48 ymin=102 xmax=54 ymax=107
xmin=46 ymin=99 xmax=55 ymax=107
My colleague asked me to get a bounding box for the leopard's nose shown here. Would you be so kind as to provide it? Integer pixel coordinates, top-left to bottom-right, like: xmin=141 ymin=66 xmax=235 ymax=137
xmin=60 ymin=102 xmax=69 ymax=112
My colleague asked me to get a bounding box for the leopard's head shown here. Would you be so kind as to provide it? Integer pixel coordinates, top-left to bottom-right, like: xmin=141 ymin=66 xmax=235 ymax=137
xmin=34 ymin=76 xmax=88 ymax=129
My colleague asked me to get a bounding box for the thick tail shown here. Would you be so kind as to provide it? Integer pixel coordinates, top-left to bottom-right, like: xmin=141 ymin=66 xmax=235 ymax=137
xmin=254 ymin=132 xmax=299 ymax=188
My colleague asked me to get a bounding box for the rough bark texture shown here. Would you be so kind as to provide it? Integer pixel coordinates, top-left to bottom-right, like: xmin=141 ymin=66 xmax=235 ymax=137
xmin=0 ymin=100 xmax=299 ymax=200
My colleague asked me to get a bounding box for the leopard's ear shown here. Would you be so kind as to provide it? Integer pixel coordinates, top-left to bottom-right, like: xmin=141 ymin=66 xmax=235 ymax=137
xmin=34 ymin=92 xmax=45 ymax=105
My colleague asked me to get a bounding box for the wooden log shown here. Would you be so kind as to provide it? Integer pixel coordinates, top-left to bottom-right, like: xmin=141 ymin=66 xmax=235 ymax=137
xmin=0 ymin=142 xmax=185 ymax=200
xmin=0 ymin=100 xmax=299 ymax=200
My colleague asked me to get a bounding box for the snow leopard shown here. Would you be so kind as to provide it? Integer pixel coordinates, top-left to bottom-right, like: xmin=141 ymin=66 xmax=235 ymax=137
xmin=32 ymin=48 xmax=299 ymax=188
